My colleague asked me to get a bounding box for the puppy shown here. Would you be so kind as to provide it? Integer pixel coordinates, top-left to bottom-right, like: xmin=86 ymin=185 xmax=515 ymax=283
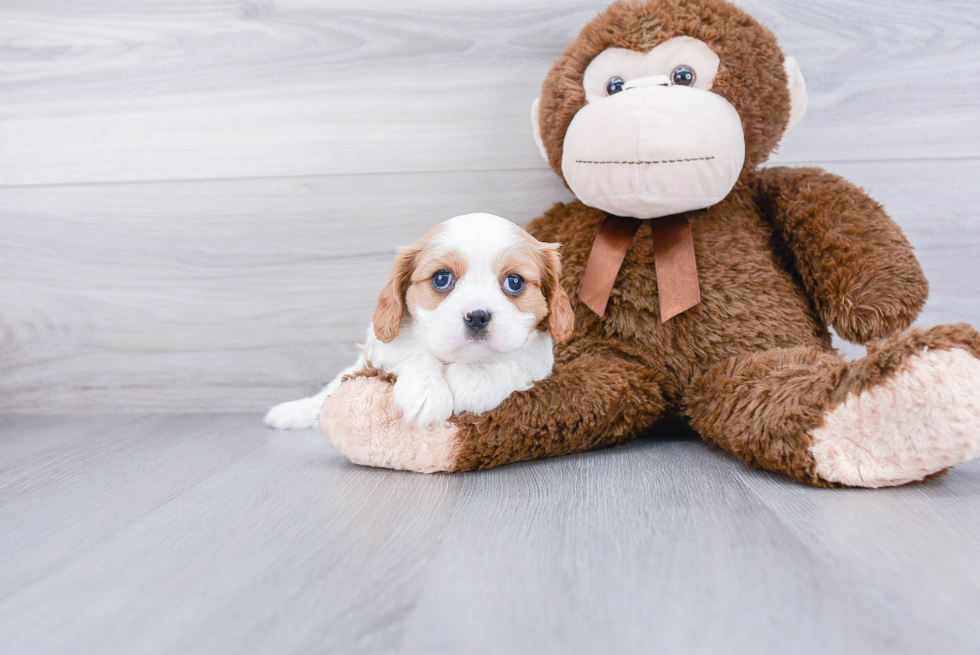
xmin=264 ymin=212 xmax=574 ymax=430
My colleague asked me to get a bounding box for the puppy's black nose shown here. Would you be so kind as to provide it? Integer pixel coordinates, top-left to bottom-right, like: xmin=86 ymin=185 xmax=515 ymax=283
xmin=464 ymin=309 xmax=492 ymax=332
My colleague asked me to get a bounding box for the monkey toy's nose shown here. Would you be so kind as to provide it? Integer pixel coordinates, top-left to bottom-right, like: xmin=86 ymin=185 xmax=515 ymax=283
xmin=464 ymin=309 xmax=492 ymax=332
xmin=623 ymin=75 xmax=671 ymax=90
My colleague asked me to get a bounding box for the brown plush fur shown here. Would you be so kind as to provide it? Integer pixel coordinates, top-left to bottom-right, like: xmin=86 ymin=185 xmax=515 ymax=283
xmin=756 ymin=167 xmax=928 ymax=343
xmin=444 ymin=0 xmax=968 ymax=486
xmin=448 ymin=186 xmax=934 ymax=480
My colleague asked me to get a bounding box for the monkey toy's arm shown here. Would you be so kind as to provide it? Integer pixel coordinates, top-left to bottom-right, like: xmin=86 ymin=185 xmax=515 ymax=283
xmin=756 ymin=166 xmax=929 ymax=344
xmin=320 ymin=344 xmax=666 ymax=473
xmin=449 ymin=344 xmax=666 ymax=471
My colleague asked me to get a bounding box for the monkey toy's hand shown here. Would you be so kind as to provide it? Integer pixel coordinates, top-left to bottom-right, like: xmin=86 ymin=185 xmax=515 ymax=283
xmin=321 ymin=346 xmax=665 ymax=473
xmin=320 ymin=372 xmax=461 ymax=473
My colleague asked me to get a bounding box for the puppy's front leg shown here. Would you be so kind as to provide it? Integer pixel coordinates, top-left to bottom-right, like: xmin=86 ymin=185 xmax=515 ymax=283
xmin=391 ymin=356 xmax=454 ymax=428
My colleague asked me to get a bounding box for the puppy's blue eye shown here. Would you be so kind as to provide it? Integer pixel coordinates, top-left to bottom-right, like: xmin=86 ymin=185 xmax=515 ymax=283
xmin=431 ymin=270 xmax=454 ymax=291
xmin=503 ymin=274 xmax=525 ymax=295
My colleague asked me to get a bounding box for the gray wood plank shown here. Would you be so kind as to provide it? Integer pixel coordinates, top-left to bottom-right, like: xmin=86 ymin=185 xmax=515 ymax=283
xmin=1 ymin=159 xmax=976 ymax=412
xmin=0 ymin=169 xmax=572 ymax=412
xmin=0 ymin=415 xmax=461 ymax=655
xmin=749 ymin=0 xmax=980 ymax=165
xmin=0 ymin=414 xmax=143 ymax=473
xmin=735 ymin=457 xmax=980 ymax=653
xmin=3 ymin=415 xmax=979 ymax=654
xmin=1 ymin=0 xmax=977 ymax=187
xmin=0 ymin=414 xmax=269 ymax=599
xmin=396 ymin=440 xmax=975 ymax=655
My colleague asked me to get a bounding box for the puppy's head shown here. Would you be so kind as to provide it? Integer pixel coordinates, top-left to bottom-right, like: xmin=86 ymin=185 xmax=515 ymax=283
xmin=372 ymin=213 xmax=574 ymax=362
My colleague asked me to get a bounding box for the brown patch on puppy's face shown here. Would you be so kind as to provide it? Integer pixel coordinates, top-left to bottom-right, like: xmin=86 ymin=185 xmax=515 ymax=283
xmin=373 ymin=244 xmax=419 ymax=343
xmin=373 ymin=223 xmax=449 ymax=343
xmin=405 ymin=248 xmax=469 ymax=313
xmin=503 ymin=232 xmax=575 ymax=343
xmin=375 ymin=213 xmax=574 ymax=359
xmin=498 ymin=249 xmax=548 ymax=322
xmin=535 ymin=241 xmax=575 ymax=343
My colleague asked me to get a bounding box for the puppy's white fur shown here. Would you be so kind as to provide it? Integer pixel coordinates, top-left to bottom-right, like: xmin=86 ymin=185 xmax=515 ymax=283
xmin=264 ymin=213 xmax=573 ymax=430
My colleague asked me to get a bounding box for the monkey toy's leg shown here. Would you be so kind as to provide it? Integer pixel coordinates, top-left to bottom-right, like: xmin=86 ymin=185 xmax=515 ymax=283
xmin=684 ymin=324 xmax=980 ymax=488
xmin=321 ymin=348 xmax=666 ymax=473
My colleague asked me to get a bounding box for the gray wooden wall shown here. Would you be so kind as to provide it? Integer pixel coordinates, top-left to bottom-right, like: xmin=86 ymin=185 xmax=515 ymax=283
xmin=2 ymin=0 xmax=978 ymax=412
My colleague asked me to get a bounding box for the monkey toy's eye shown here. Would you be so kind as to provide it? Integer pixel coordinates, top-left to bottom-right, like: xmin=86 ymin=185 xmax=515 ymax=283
xmin=671 ymin=65 xmax=696 ymax=86
xmin=503 ymin=274 xmax=525 ymax=295
xmin=432 ymin=270 xmax=454 ymax=291
xmin=606 ymin=76 xmax=626 ymax=95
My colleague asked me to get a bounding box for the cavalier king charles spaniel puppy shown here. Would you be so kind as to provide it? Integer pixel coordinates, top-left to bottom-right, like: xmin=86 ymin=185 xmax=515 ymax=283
xmin=264 ymin=212 xmax=574 ymax=429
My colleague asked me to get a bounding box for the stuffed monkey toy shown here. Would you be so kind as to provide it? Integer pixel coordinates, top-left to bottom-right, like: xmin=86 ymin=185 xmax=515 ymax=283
xmin=321 ymin=0 xmax=980 ymax=488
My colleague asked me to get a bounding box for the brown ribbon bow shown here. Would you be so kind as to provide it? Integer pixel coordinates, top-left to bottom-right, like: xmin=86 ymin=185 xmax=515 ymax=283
xmin=579 ymin=214 xmax=701 ymax=322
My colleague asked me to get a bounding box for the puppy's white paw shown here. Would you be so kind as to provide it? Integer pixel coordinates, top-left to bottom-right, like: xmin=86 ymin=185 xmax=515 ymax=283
xmin=392 ymin=374 xmax=454 ymax=428
xmin=263 ymin=397 xmax=322 ymax=430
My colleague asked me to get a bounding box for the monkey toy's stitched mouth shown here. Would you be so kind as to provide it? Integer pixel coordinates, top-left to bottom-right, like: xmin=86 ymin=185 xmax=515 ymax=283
xmin=575 ymin=156 xmax=715 ymax=165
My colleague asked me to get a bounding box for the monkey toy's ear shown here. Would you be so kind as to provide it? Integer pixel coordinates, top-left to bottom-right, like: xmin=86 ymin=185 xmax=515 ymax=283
xmin=530 ymin=98 xmax=550 ymax=164
xmin=784 ymin=57 xmax=808 ymax=134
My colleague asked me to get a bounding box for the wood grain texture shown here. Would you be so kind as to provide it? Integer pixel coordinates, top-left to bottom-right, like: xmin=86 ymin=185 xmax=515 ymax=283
xmin=1 ymin=160 xmax=976 ymax=411
xmin=738 ymin=467 xmax=980 ymax=652
xmin=0 ymin=0 xmax=978 ymax=187
xmin=398 ymin=442 xmax=916 ymax=654
xmin=1 ymin=415 xmax=979 ymax=654
xmin=0 ymin=415 xmax=462 ymax=654
xmin=0 ymin=170 xmax=573 ymax=412
xmin=1 ymin=0 xmax=979 ymax=410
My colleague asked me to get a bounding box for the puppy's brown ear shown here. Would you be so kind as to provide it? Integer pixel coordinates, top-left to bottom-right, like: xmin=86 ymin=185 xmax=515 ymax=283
xmin=538 ymin=242 xmax=575 ymax=343
xmin=373 ymin=245 xmax=418 ymax=343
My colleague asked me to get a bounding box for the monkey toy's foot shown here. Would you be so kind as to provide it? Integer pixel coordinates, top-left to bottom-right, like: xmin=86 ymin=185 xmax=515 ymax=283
xmin=810 ymin=325 xmax=980 ymax=487
xmin=320 ymin=374 xmax=462 ymax=473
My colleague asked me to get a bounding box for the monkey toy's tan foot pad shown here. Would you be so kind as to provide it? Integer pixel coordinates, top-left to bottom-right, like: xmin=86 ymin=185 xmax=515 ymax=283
xmin=810 ymin=345 xmax=980 ymax=488
xmin=320 ymin=375 xmax=461 ymax=473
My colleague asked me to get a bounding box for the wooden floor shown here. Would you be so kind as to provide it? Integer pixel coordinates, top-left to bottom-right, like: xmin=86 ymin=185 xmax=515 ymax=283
xmin=2 ymin=414 xmax=980 ymax=654
xmin=3 ymin=1 xmax=980 ymax=652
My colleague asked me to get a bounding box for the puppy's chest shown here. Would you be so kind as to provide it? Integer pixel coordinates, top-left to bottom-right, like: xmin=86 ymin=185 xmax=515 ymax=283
xmin=443 ymin=360 xmax=535 ymax=415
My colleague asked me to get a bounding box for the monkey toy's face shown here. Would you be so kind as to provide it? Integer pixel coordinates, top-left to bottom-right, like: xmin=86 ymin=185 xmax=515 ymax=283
xmin=532 ymin=10 xmax=808 ymax=221
xmin=562 ymin=36 xmax=744 ymax=220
